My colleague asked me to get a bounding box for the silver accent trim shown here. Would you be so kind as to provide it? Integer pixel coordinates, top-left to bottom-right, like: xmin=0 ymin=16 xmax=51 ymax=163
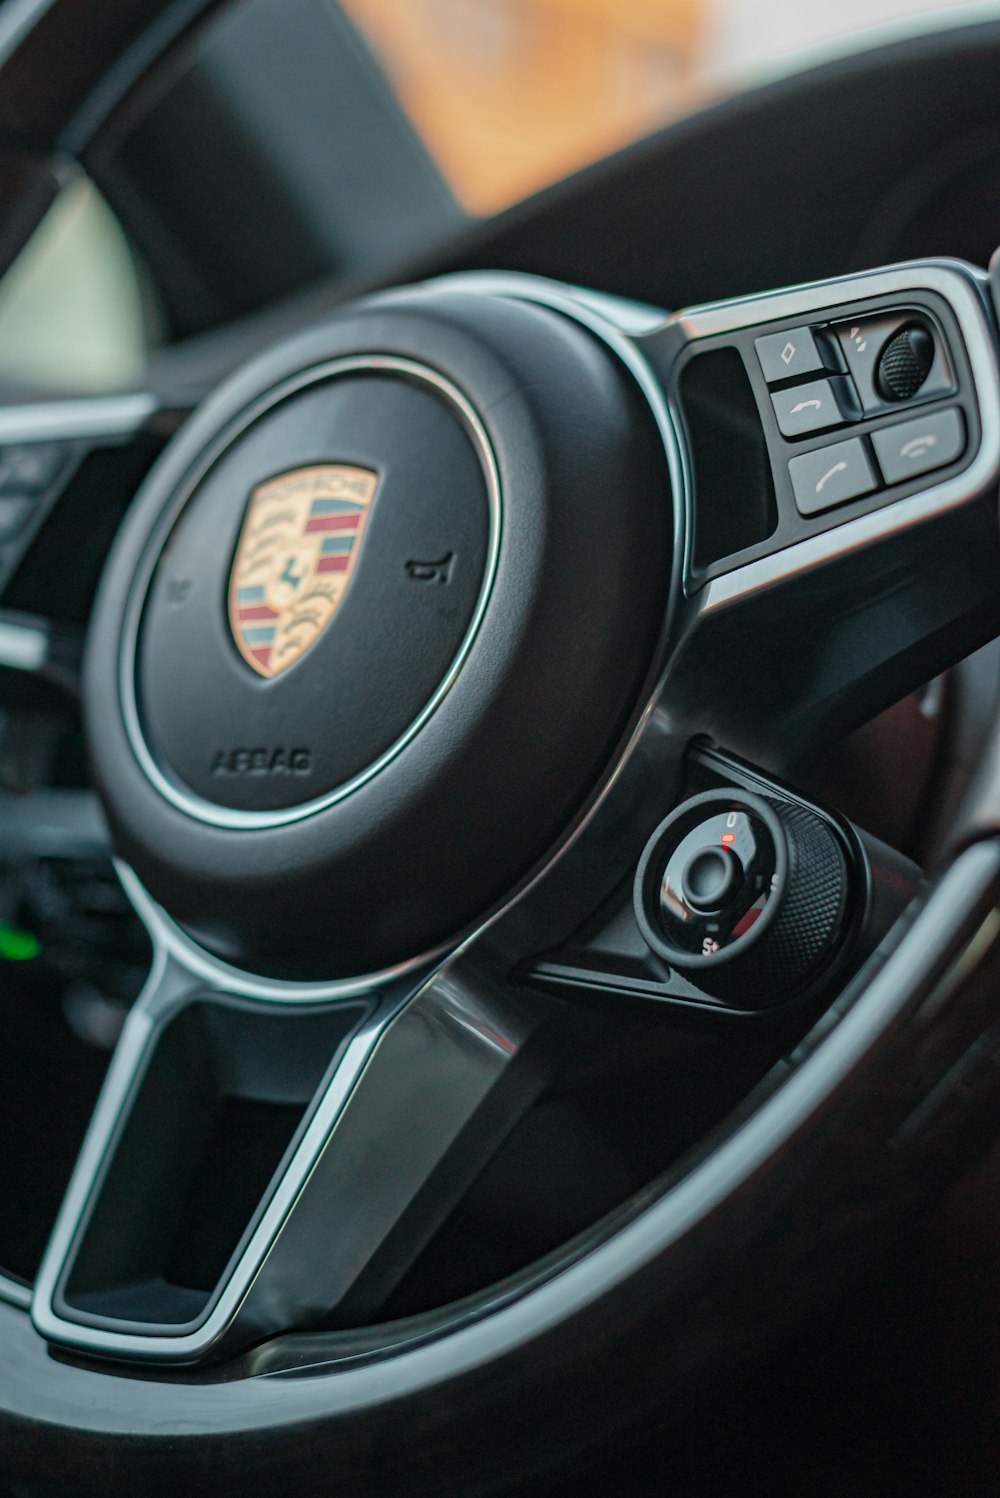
xmin=0 ymin=619 xmax=47 ymax=672
xmin=120 ymin=357 xmax=502 ymax=831
xmin=30 ymin=947 xmax=403 ymax=1362
xmin=29 ymin=906 xmax=536 ymax=1362
xmin=0 ymin=1274 xmax=30 ymax=1311
xmin=0 ymin=0 xmax=56 ymax=69
xmin=0 ymin=393 xmax=156 ymax=444
xmin=115 ymin=859 xmax=444 ymax=1004
xmin=663 ymin=263 xmax=1000 ymax=611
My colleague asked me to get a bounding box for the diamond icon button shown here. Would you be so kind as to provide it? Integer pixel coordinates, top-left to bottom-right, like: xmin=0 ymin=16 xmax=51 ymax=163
xmin=755 ymin=326 xmax=826 ymax=385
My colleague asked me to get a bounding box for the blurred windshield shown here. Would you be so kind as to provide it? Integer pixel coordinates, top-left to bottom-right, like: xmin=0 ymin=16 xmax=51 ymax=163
xmin=0 ymin=178 xmax=149 ymax=394
xmin=0 ymin=0 xmax=994 ymax=394
xmin=339 ymin=0 xmax=997 ymax=211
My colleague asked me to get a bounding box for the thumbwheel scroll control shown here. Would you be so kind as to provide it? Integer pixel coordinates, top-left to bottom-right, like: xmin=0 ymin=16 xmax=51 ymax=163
xmin=634 ymin=789 xmax=849 ymax=1006
xmin=876 ymin=322 xmax=935 ymax=402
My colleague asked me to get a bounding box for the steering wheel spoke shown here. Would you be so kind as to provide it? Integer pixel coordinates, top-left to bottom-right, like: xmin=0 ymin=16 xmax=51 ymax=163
xmin=638 ymin=259 xmax=1000 ymax=773
xmin=30 ymin=889 xmax=550 ymax=1363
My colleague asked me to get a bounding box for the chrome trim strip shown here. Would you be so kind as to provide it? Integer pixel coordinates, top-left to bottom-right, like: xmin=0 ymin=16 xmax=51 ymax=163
xmin=119 ymin=357 xmax=502 ymax=831
xmin=664 ymin=262 xmax=1000 ymax=611
xmin=0 ymin=0 xmax=56 ymax=68
xmin=0 ymin=394 xmax=156 ymax=444
xmin=0 ymin=1274 xmax=31 ymax=1311
xmin=0 ymin=619 xmax=47 ymax=672
xmin=29 ymin=947 xmax=419 ymax=1361
xmin=115 ymin=860 xmax=444 ymax=1003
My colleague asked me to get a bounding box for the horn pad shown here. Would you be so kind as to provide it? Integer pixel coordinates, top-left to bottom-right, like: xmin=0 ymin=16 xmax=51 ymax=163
xmin=85 ymin=287 xmax=672 ymax=979
xmin=135 ymin=363 xmax=494 ymax=815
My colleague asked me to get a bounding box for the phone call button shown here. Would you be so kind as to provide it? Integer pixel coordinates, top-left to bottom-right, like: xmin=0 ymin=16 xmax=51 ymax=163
xmin=789 ymin=437 xmax=877 ymax=516
xmin=871 ymin=406 xmax=965 ymax=485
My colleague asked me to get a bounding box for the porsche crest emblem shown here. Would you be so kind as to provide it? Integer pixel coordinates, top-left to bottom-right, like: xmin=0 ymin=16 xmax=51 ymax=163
xmin=228 ymin=464 xmax=378 ymax=678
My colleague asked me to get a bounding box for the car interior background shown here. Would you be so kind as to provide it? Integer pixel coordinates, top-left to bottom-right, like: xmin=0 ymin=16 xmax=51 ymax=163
xmin=3 ymin=1 xmax=1000 ymax=1494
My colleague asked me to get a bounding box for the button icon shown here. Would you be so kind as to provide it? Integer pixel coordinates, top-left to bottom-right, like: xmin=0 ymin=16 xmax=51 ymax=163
xmin=781 ymin=341 xmax=796 ymax=365
xmin=899 ymin=434 xmax=937 ymax=460
xmin=814 ymin=460 xmax=848 ymax=494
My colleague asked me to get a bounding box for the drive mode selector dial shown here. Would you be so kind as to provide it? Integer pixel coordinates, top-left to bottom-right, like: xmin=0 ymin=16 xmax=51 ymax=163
xmin=633 ymin=790 xmax=849 ymax=1006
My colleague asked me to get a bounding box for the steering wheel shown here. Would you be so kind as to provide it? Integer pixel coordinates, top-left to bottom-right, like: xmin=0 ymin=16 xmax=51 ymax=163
xmin=3 ymin=5 xmax=1000 ymax=1493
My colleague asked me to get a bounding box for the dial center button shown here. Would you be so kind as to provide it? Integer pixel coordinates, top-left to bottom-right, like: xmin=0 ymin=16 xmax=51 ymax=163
xmin=680 ymin=845 xmax=740 ymax=912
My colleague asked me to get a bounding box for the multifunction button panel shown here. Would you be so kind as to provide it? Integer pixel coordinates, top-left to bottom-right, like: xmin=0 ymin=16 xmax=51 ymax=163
xmin=756 ymin=311 xmax=964 ymax=519
xmin=672 ymin=289 xmax=980 ymax=582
